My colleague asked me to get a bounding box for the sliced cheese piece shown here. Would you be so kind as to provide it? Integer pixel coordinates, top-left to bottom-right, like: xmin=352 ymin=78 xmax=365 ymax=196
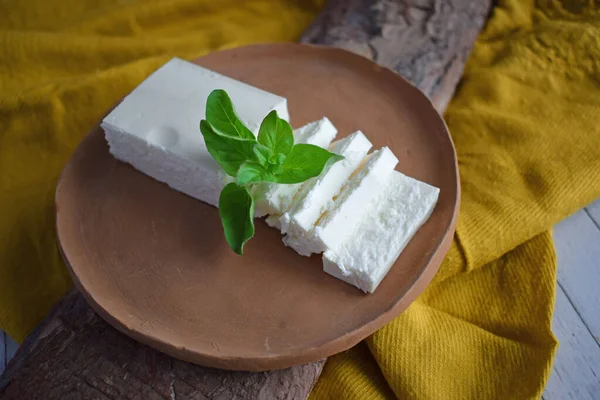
xmin=265 ymin=214 xmax=282 ymax=230
xmin=323 ymin=171 xmax=439 ymax=293
xmin=283 ymin=147 xmax=398 ymax=256
xmin=102 ymin=57 xmax=289 ymax=208
xmin=254 ymin=117 xmax=337 ymax=216
xmin=293 ymin=118 xmax=338 ymax=147
xmin=279 ymin=131 xmax=372 ymax=237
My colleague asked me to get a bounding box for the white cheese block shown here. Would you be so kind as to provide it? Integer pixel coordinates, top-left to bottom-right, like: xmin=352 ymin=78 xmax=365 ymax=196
xmin=323 ymin=171 xmax=439 ymax=293
xmin=254 ymin=117 xmax=338 ymax=217
xmin=279 ymin=131 xmax=372 ymax=238
xmin=102 ymin=57 xmax=289 ymax=208
xmin=283 ymin=147 xmax=398 ymax=256
xmin=265 ymin=214 xmax=282 ymax=230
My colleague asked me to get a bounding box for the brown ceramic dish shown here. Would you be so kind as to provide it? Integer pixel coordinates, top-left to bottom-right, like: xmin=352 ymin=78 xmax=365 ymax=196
xmin=56 ymin=44 xmax=459 ymax=372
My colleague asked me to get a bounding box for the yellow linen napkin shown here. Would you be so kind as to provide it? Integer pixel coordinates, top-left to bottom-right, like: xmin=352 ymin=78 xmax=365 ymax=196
xmin=2 ymin=1 xmax=600 ymax=399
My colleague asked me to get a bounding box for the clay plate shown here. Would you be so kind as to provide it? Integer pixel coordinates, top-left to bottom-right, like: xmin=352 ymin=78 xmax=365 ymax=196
xmin=56 ymin=44 xmax=459 ymax=371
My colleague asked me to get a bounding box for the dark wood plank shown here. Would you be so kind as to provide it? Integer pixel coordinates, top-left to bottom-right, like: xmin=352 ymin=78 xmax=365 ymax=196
xmin=0 ymin=1 xmax=491 ymax=398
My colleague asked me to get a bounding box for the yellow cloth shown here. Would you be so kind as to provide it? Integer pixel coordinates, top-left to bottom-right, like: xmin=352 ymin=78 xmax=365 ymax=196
xmin=1 ymin=0 xmax=599 ymax=399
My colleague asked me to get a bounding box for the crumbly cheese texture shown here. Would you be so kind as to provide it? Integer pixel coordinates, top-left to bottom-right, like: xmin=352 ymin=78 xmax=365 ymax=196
xmin=102 ymin=57 xmax=289 ymax=207
xmin=283 ymin=147 xmax=398 ymax=256
xmin=323 ymin=171 xmax=440 ymax=293
xmin=254 ymin=117 xmax=338 ymax=217
xmin=279 ymin=131 xmax=372 ymax=238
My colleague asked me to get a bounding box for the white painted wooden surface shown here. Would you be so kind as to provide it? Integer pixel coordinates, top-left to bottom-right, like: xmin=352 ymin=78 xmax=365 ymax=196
xmin=553 ymin=210 xmax=600 ymax=340
xmin=1 ymin=200 xmax=600 ymax=399
xmin=544 ymin=202 xmax=600 ymax=400
xmin=0 ymin=332 xmax=5 ymax=373
xmin=544 ymin=286 xmax=600 ymax=399
xmin=586 ymin=200 xmax=600 ymax=226
xmin=4 ymin=334 xmax=17 ymax=363
xmin=1 ymin=333 xmax=18 ymax=372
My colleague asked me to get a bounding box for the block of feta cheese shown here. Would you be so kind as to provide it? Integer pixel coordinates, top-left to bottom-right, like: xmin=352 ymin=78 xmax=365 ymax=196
xmin=254 ymin=117 xmax=338 ymax=217
xmin=323 ymin=171 xmax=440 ymax=293
xmin=277 ymin=131 xmax=372 ymax=237
xmin=102 ymin=57 xmax=289 ymax=208
xmin=283 ymin=147 xmax=398 ymax=256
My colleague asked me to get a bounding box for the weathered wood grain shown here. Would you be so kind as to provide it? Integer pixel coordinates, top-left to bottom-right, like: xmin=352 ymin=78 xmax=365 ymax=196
xmin=0 ymin=1 xmax=490 ymax=398
xmin=0 ymin=291 xmax=325 ymax=400
xmin=300 ymin=0 xmax=493 ymax=112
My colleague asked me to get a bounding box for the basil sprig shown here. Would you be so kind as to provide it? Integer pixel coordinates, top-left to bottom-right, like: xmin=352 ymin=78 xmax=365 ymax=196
xmin=200 ymin=90 xmax=343 ymax=254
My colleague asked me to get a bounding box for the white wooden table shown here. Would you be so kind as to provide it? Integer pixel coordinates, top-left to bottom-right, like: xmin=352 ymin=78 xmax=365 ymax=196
xmin=544 ymin=199 xmax=600 ymax=400
xmin=2 ymin=199 xmax=599 ymax=399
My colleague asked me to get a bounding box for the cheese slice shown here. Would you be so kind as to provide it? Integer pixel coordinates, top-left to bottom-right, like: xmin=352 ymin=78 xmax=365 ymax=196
xmin=323 ymin=171 xmax=439 ymax=293
xmin=102 ymin=57 xmax=289 ymax=208
xmin=254 ymin=117 xmax=337 ymax=216
xmin=283 ymin=147 xmax=398 ymax=256
xmin=278 ymin=130 xmax=372 ymax=238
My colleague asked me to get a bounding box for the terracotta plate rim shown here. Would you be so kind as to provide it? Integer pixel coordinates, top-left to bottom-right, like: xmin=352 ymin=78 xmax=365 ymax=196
xmin=56 ymin=43 xmax=460 ymax=371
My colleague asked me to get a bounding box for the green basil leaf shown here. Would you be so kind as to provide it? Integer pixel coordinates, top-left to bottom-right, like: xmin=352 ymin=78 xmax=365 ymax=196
xmin=267 ymin=162 xmax=285 ymax=176
xmin=206 ymin=89 xmax=255 ymax=140
xmin=237 ymin=161 xmax=277 ymax=186
xmin=257 ymin=110 xmax=294 ymax=155
xmin=200 ymin=120 xmax=256 ymax=177
xmin=275 ymin=144 xmax=344 ymax=184
xmin=218 ymin=183 xmax=255 ymax=255
xmin=252 ymin=143 xmax=273 ymax=167
xmin=272 ymin=153 xmax=286 ymax=164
